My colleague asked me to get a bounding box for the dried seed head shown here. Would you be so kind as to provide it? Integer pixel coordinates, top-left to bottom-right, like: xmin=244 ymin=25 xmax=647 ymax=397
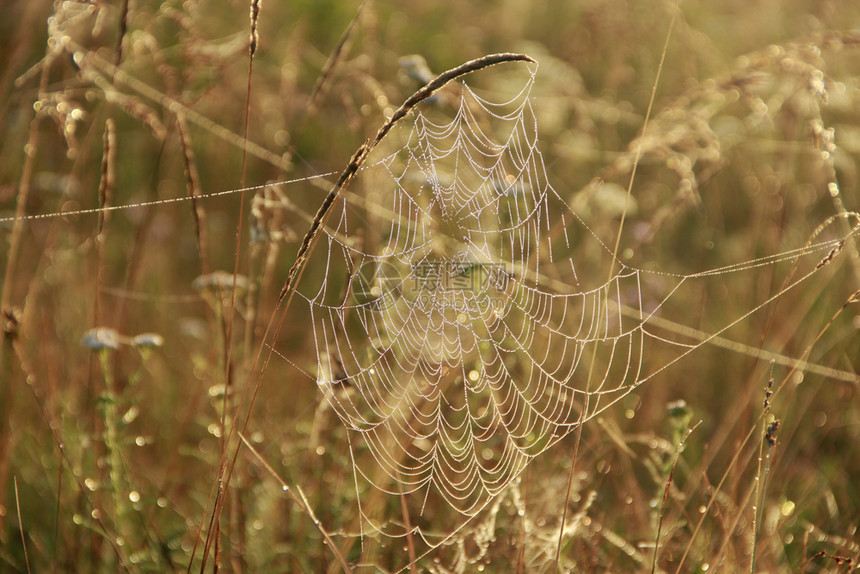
xmin=249 ymin=0 xmax=261 ymax=57
xmin=765 ymin=419 xmax=780 ymax=447
xmin=3 ymin=306 xmax=21 ymax=339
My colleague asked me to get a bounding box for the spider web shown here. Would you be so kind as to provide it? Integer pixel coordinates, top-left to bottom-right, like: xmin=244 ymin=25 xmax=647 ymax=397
xmin=293 ymin=66 xmax=856 ymax=552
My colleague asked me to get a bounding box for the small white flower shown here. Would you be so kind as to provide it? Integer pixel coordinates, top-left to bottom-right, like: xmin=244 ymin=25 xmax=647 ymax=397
xmin=81 ymin=327 xmax=121 ymax=351
xmin=131 ymin=333 xmax=164 ymax=349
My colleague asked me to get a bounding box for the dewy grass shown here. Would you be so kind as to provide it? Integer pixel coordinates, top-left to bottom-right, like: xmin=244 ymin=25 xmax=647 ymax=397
xmin=81 ymin=328 xmax=128 ymax=547
xmin=749 ymin=374 xmax=777 ymax=573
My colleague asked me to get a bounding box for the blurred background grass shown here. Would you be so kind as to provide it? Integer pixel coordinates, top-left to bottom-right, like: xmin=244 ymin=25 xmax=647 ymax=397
xmin=1 ymin=0 xmax=860 ymax=572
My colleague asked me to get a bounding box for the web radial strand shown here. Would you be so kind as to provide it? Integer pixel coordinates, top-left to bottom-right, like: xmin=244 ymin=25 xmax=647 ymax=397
xmin=292 ymin=65 xmax=853 ymax=548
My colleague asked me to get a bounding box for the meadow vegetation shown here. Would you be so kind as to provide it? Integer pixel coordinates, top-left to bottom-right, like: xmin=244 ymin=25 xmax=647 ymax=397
xmin=1 ymin=0 xmax=860 ymax=572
